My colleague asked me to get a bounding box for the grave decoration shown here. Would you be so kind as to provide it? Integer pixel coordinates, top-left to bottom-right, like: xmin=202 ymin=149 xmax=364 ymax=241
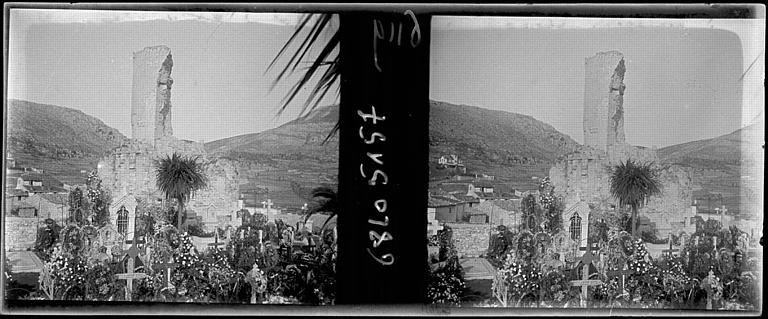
xmin=700 ymin=269 xmax=723 ymax=310
xmin=246 ymin=263 xmax=268 ymax=304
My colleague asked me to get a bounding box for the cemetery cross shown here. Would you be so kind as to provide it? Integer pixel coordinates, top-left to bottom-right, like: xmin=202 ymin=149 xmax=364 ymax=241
xmin=116 ymin=242 xmax=148 ymax=301
xmin=662 ymin=234 xmax=680 ymax=258
xmin=570 ymin=239 xmax=603 ymax=307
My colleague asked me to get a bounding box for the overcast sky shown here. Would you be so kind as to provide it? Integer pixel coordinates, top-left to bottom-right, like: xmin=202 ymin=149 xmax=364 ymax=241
xmin=7 ymin=11 xmax=763 ymax=148
xmin=431 ymin=17 xmax=764 ymax=148
xmin=7 ymin=9 xmax=336 ymax=143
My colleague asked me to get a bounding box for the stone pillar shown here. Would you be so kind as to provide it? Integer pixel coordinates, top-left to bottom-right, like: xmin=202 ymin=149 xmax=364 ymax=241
xmin=583 ymin=51 xmax=626 ymax=152
xmin=131 ymin=45 xmax=174 ymax=146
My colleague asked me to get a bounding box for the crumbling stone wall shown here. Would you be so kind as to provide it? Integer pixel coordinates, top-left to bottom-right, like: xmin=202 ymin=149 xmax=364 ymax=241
xmin=447 ymin=223 xmax=490 ymax=258
xmin=131 ymin=45 xmax=174 ymax=146
xmin=4 ymin=217 xmax=42 ymax=251
xmin=584 ymin=51 xmax=626 ymax=152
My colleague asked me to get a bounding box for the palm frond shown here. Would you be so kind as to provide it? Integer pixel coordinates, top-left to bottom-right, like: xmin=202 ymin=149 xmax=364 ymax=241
xmin=155 ymin=153 xmax=209 ymax=204
xmin=267 ymin=13 xmax=341 ymax=140
xmin=303 ymin=186 xmax=338 ymax=232
xmin=609 ymin=160 xmax=662 ymax=209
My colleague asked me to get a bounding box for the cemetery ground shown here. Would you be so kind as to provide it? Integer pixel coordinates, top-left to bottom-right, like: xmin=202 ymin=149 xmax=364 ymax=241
xmin=3 ymin=177 xmax=762 ymax=309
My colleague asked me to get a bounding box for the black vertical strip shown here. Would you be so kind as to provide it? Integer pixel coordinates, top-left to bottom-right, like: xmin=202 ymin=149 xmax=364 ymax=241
xmin=336 ymin=12 xmax=431 ymax=304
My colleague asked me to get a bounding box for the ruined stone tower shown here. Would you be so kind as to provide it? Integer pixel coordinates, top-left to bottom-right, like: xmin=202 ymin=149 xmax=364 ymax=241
xmin=131 ymin=45 xmax=173 ymax=146
xmin=583 ymin=51 xmax=626 ymax=153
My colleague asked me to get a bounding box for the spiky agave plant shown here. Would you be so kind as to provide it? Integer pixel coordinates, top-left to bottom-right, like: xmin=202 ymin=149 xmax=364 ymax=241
xmin=609 ymin=160 xmax=661 ymax=237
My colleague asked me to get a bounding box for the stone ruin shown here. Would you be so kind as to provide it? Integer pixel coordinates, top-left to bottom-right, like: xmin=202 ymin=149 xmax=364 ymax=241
xmin=549 ymin=51 xmax=696 ymax=248
xmin=98 ymin=46 xmax=242 ymax=239
xmin=131 ymin=45 xmax=174 ymax=146
xmin=583 ymin=51 xmax=626 ymax=153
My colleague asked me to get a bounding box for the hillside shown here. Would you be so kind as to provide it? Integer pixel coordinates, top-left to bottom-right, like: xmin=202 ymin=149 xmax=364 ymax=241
xmin=658 ymin=119 xmax=764 ymax=216
xmin=205 ymin=105 xmax=340 ymax=211
xmin=6 ymin=99 xmax=130 ymax=184
xmin=429 ymin=100 xmax=580 ymax=191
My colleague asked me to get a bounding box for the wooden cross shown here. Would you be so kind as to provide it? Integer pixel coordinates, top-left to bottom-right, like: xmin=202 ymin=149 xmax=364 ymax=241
xmin=570 ymin=239 xmax=601 ymax=307
xmin=116 ymin=243 xmax=147 ymax=301
xmin=662 ymin=234 xmax=680 ymax=258
xmin=208 ymin=232 xmax=226 ymax=250
xmin=156 ymin=256 xmax=177 ymax=288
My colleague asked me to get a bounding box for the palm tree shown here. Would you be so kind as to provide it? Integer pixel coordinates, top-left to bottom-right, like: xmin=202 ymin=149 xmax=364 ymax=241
xmin=155 ymin=152 xmax=209 ymax=232
xmin=303 ymin=186 xmax=338 ymax=232
xmin=609 ymin=160 xmax=661 ymax=237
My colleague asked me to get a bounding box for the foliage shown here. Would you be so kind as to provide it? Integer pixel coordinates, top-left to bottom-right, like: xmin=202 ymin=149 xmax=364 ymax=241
xmin=154 ymin=152 xmax=209 ymax=231
xmin=520 ymin=194 xmax=539 ymax=232
xmin=267 ymin=13 xmax=341 ymax=141
xmin=487 ymin=225 xmax=515 ymax=267
xmin=302 ymin=186 xmax=338 ymax=231
xmin=538 ymin=177 xmax=564 ymax=234
xmin=589 ymin=218 xmax=610 ymax=245
xmin=39 ymin=245 xmax=88 ymax=300
xmin=59 ymin=224 xmax=87 ymax=255
xmin=84 ymin=261 xmax=122 ymax=301
xmin=493 ymin=254 xmax=543 ymax=306
xmin=68 ymin=187 xmax=88 ymax=225
xmin=609 ymin=160 xmax=661 ymax=236
xmin=427 ymin=225 xmax=465 ymax=306
xmin=427 ymin=260 xmax=465 ymax=306
xmin=34 ymin=218 xmax=62 ymax=262
xmin=86 ymin=170 xmax=111 ymax=227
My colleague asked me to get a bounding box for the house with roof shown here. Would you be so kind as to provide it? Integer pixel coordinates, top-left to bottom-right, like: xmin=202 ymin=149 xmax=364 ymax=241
xmin=467 ymin=200 xmax=522 ymax=229
xmin=474 ymin=181 xmax=495 ymax=194
xmin=12 ymin=172 xmax=68 ymax=195
xmin=427 ymin=194 xmax=469 ymax=223
xmin=6 ymin=193 xmax=69 ymax=220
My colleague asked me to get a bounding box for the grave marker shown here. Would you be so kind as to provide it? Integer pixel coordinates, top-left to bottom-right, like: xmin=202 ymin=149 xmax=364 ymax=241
xmin=570 ymin=239 xmax=601 ymax=307
xmin=606 ymin=265 xmax=633 ymax=296
xmin=662 ymin=234 xmax=680 ymax=258
xmin=116 ymin=242 xmax=147 ymax=301
xmin=208 ymin=232 xmax=226 ymax=250
xmin=156 ymin=256 xmax=177 ymax=288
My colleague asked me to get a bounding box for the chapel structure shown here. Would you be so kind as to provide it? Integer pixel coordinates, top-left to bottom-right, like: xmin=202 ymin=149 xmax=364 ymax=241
xmin=549 ymin=51 xmax=697 ymax=255
xmin=98 ymin=46 xmax=242 ymax=243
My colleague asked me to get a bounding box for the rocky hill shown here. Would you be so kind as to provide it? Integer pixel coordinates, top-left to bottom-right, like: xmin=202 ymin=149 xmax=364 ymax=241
xmin=429 ymin=100 xmax=580 ymax=191
xmin=205 ymin=105 xmax=340 ymax=211
xmin=658 ymin=119 xmax=764 ymax=216
xmin=6 ymin=99 xmax=130 ymax=184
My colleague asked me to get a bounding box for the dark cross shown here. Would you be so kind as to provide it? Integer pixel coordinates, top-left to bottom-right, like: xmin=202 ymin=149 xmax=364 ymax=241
xmin=570 ymin=238 xmax=601 ymax=307
xmin=606 ymin=266 xmax=633 ymax=296
xmin=208 ymin=232 xmax=226 ymax=250
xmin=156 ymin=256 xmax=178 ymax=288
xmin=116 ymin=242 xmax=147 ymax=301
xmin=662 ymin=234 xmax=680 ymax=258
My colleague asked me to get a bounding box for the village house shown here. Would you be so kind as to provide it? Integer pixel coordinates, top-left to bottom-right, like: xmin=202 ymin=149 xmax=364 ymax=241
xmin=427 ymin=194 xmax=469 ymax=223
xmin=12 ymin=172 xmax=68 ymax=195
xmin=437 ymin=154 xmax=467 ymax=173
xmin=5 ymin=193 xmax=69 ymax=221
